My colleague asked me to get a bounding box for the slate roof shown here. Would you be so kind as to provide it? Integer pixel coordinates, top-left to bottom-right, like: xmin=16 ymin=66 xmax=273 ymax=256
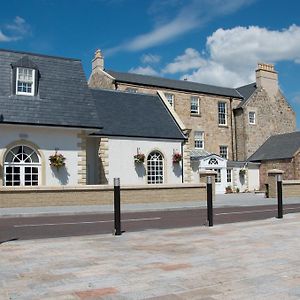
xmin=0 ymin=49 xmax=101 ymax=129
xmin=107 ymin=70 xmax=244 ymax=99
xmin=236 ymin=83 xmax=257 ymax=108
xmin=91 ymin=89 xmax=186 ymax=140
xmin=248 ymin=131 xmax=300 ymax=161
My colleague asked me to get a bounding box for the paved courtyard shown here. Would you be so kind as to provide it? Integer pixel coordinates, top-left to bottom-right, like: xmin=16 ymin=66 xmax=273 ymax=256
xmin=1 ymin=213 xmax=300 ymax=299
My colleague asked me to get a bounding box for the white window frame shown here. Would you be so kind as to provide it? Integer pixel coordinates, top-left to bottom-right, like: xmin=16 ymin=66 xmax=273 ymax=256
xmin=227 ymin=169 xmax=232 ymax=183
xmin=165 ymin=93 xmax=174 ymax=107
xmin=194 ymin=131 xmax=204 ymax=149
xmin=147 ymin=151 xmax=164 ymax=184
xmin=3 ymin=145 xmax=41 ymax=186
xmin=219 ymin=145 xmax=228 ymax=159
xmin=16 ymin=67 xmax=35 ymax=96
xmin=218 ymin=102 xmax=227 ymax=125
xmin=190 ymin=96 xmax=200 ymax=114
xmin=249 ymin=111 xmax=256 ymax=124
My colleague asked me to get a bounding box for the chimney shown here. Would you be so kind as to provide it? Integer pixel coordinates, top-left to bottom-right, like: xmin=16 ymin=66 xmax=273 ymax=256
xmin=92 ymin=49 xmax=104 ymax=73
xmin=256 ymin=62 xmax=278 ymax=99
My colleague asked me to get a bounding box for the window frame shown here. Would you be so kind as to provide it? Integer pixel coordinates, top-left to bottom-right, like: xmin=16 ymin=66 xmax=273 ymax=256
xmin=16 ymin=67 xmax=35 ymax=96
xmin=194 ymin=131 xmax=204 ymax=149
xmin=190 ymin=96 xmax=200 ymax=114
xmin=125 ymin=87 xmax=138 ymax=93
xmin=218 ymin=102 xmax=227 ymax=126
xmin=147 ymin=151 xmax=164 ymax=184
xmin=219 ymin=145 xmax=228 ymax=159
xmin=227 ymin=169 xmax=232 ymax=183
xmin=249 ymin=111 xmax=256 ymax=124
xmin=165 ymin=93 xmax=174 ymax=107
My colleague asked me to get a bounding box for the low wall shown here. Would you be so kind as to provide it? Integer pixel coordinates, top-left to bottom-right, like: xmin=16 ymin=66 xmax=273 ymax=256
xmin=283 ymin=180 xmax=300 ymax=198
xmin=0 ymin=184 xmax=206 ymax=208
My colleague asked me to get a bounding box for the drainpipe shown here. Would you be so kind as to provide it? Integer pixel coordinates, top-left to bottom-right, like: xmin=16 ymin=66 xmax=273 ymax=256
xmin=229 ymin=98 xmax=235 ymax=161
xmin=181 ymin=141 xmax=184 ymax=183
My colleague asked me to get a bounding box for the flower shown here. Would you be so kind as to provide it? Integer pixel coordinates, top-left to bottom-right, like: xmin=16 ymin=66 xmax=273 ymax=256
xmin=173 ymin=152 xmax=182 ymax=163
xmin=49 ymin=151 xmax=66 ymax=169
xmin=134 ymin=153 xmax=145 ymax=163
xmin=239 ymin=168 xmax=246 ymax=175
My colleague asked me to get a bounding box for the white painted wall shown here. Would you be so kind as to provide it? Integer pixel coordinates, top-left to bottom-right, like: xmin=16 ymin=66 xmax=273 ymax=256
xmin=0 ymin=124 xmax=80 ymax=186
xmin=108 ymin=137 xmax=183 ymax=185
xmin=247 ymin=166 xmax=260 ymax=191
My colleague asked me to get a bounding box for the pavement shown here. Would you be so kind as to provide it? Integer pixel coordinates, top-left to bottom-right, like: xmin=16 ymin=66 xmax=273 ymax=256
xmin=1 ymin=193 xmax=300 ymax=217
xmin=1 ymin=213 xmax=300 ymax=299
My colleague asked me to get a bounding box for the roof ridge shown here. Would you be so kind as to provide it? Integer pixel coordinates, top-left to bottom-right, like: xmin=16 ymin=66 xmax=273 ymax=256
xmin=90 ymin=87 xmax=158 ymax=98
xmin=0 ymin=48 xmax=80 ymax=62
xmin=107 ymin=69 xmax=241 ymax=93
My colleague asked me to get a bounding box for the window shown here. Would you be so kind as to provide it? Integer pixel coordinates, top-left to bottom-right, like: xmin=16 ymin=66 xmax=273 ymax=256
xmin=16 ymin=67 xmax=35 ymax=96
xmin=209 ymin=168 xmax=221 ymax=183
xmin=194 ymin=131 xmax=204 ymax=149
xmin=249 ymin=111 xmax=256 ymax=124
xmin=227 ymin=169 xmax=232 ymax=183
xmin=218 ymin=102 xmax=227 ymax=125
xmin=208 ymin=158 xmax=218 ymax=165
xmin=165 ymin=93 xmax=174 ymax=107
xmin=4 ymin=145 xmax=41 ymax=186
xmin=219 ymin=146 xmax=228 ymax=159
xmin=147 ymin=151 xmax=164 ymax=184
xmin=190 ymin=96 xmax=200 ymax=114
xmin=125 ymin=87 xmax=138 ymax=93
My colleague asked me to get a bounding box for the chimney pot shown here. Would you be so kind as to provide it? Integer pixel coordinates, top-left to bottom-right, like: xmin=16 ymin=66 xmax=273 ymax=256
xmin=92 ymin=49 xmax=104 ymax=72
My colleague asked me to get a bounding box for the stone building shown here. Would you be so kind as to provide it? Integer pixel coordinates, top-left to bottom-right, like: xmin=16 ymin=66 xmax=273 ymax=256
xmin=88 ymin=50 xmax=296 ymax=189
xmin=248 ymin=131 xmax=300 ymax=189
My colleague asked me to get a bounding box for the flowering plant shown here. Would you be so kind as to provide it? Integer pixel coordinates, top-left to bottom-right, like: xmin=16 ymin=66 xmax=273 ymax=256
xmin=134 ymin=153 xmax=145 ymax=163
xmin=173 ymin=152 xmax=182 ymax=163
xmin=49 ymin=151 xmax=66 ymax=169
xmin=239 ymin=168 xmax=246 ymax=175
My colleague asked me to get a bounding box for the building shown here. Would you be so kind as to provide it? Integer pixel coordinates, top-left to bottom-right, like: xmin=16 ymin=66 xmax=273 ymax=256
xmin=248 ymin=131 xmax=300 ymax=189
xmin=88 ymin=50 xmax=295 ymax=191
xmin=0 ymin=49 xmax=185 ymax=187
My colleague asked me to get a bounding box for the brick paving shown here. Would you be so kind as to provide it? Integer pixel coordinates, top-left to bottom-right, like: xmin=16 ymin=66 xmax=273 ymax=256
xmin=0 ymin=214 xmax=300 ymax=299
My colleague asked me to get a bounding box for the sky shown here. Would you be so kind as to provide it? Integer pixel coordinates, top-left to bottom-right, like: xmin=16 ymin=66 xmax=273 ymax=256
xmin=1 ymin=0 xmax=300 ymax=127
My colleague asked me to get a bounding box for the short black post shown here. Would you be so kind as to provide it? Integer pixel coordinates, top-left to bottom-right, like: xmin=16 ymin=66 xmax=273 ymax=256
xmin=113 ymin=177 xmax=122 ymax=235
xmin=207 ymin=176 xmax=213 ymax=227
xmin=277 ymin=174 xmax=283 ymax=219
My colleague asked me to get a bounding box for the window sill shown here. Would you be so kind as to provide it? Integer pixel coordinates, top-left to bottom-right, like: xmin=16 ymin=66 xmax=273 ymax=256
xmin=190 ymin=113 xmax=201 ymax=117
xmin=218 ymin=124 xmax=229 ymax=128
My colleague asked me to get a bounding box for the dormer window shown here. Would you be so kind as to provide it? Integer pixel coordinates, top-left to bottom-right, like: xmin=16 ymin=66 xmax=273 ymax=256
xmin=16 ymin=67 xmax=35 ymax=96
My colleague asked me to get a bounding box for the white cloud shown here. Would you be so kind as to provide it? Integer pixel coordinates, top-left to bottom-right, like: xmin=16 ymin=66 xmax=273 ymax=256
xmin=0 ymin=16 xmax=31 ymax=42
xmin=107 ymin=0 xmax=254 ymax=54
xmin=141 ymin=54 xmax=161 ymax=64
xmin=129 ymin=66 xmax=159 ymax=76
xmin=163 ymin=25 xmax=300 ymax=87
xmin=162 ymin=48 xmax=205 ymax=74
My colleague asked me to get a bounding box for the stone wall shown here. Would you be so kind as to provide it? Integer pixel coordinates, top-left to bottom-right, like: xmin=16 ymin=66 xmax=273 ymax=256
xmin=236 ymin=89 xmax=296 ymax=161
xmin=0 ymin=184 xmax=206 ymax=208
xmin=260 ymin=158 xmax=293 ymax=189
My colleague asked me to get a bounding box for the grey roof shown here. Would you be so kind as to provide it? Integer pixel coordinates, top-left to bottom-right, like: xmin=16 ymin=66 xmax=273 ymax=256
xmin=236 ymin=83 xmax=257 ymax=108
xmin=227 ymin=160 xmax=260 ymax=168
xmin=91 ymin=89 xmax=186 ymax=140
xmin=107 ymin=70 xmax=243 ymax=99
xmin=0 ymin=49 xmax=101 ymax=129
xmin=190 ymin=149 xmax=211 ymax=160
xmin=248 ymin=131 xmax=300 ymax=161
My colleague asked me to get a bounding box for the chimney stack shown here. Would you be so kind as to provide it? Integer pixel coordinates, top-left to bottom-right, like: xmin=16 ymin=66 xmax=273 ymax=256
xmin=92 ymin=49 xmax=104 ymax=73
xmin=256 ymin=63 xmax=278 ymax=99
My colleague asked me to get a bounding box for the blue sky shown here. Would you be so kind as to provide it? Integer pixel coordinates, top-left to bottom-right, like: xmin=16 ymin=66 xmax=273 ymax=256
xmin=1 ymin=0 xmax=300 ymax=127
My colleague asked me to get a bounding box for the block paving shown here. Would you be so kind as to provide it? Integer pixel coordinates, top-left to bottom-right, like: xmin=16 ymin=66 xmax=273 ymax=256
xmin=1 ymin=213 xmax=300 ymax=299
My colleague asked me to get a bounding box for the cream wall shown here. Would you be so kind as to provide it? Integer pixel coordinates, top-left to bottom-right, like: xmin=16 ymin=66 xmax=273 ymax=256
xmin=108 ymin=137 xmax=183 ymax=185
xmin=0 ymin=124 xmax=80 ymax=186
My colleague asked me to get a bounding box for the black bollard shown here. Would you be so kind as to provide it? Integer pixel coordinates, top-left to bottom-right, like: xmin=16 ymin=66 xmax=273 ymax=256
xmin=113 ymin=177 xmax=122 ymax=235
xmin=277 ymin=175 xmax=283 ymax=219
xmin=207 ymin=176 xmax=213 ymax=227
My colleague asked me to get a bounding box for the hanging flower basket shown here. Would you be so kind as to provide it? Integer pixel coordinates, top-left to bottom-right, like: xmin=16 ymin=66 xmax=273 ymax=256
xmin=173 ymin=152 xmax=182 ymax=163
xmin=49 ymin=151 xmax=66 ymax=169
xmin=134 ymin=153 xmax=145 ymax=164
xmin=239 ymin=168 xmax=246 ymax=175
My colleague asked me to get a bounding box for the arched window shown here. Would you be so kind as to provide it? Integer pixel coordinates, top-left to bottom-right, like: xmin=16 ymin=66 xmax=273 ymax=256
xmin=4 ymin=145 xmax=41 ymax=186
xmin=147 ymin=151 xmax=164 ymax=184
